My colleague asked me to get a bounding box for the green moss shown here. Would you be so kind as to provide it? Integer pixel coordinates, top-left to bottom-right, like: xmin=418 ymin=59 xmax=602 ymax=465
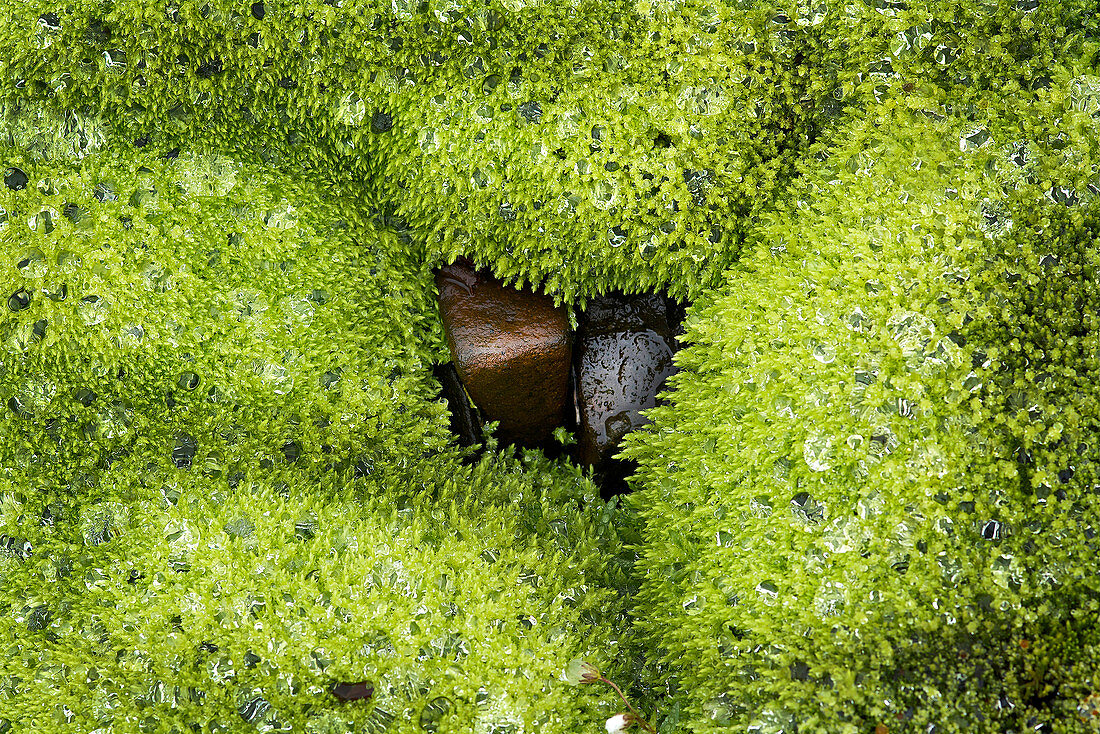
xmin=0 ymin=129 xmax=639 ymax=731
xmin=0 ymin=131 xmax=451 ymax=497
xmin=2 ymin=2 xmax=1100 ymax=732
xmin=0 ymin=0 xmax=885 ymax=302
xmin=622 ymin=100 xmax=1100 ymax=731
xmin=5 ymin=1 xmax=1094 ymax=301
xmin=0 ymin=447 xmax=635 ymax=732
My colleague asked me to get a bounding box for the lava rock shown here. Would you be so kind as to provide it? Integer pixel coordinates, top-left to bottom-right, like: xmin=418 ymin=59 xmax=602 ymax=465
xmin=574 ymin=291 xmax=679 ymax=471
xmin=435 ymin=260 xmax=571 ymax=447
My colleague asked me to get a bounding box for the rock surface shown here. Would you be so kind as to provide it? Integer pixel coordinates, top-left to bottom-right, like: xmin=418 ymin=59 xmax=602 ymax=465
xmin=432 ymin=361 xmax=483 ymax=450
xmin=435 ymin=260 xmax=571 ymax=447
xmin=575 ymin=292 xmax=679 ymax=470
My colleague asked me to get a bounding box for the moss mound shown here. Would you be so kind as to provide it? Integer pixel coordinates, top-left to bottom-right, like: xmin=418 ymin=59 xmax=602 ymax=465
xmin=0 ymin=126 xmax=450 ymax=488
xmin=0 ymin=449 xmax=634 ymax=732
xmin=0 ymin=133 xmax=638 ymax=731
xmin=623 ymin=98 xmax=1100 ymax=731
xmin=2 ymin=1 xmax=1100 ymax=732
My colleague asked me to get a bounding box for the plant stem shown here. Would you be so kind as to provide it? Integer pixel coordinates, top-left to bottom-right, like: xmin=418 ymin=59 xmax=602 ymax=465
xmin=598 ymin=677 xmax=657 ymax=734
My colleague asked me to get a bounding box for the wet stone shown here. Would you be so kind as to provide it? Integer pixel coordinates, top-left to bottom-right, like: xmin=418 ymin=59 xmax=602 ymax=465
xmin=436 ymin=260 xmax=571 ymax=447
xmin=330 ymin=681 xmax=374 ymax=702
xmin=575 ymin=291 xmax=679 ymax=474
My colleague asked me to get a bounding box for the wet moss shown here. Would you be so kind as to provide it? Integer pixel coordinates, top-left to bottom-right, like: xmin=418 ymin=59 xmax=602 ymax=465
xmin=622 ymin=100 xmax=1100 ymax=731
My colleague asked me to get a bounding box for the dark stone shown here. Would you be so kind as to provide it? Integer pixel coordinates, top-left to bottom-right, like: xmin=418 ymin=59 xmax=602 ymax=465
xmin=331 ymin=681 xmax=374 ymax=702
xmin=432 ymin=362 xmax=482 ymax=450
xmin=435 ymin=260 xmax=571 ymax=447
xmin=4 ymin=167 xmax=28 ymax=191
xmin=251 ymin=1 xmax=265 ymax=19
xmin=574 ymin=291 xmax=679 ymax=471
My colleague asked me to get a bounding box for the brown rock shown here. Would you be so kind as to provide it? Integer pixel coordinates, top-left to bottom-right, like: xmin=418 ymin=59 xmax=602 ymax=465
xmin=435 ymin=260 xmax=572 ymax=447
xmin=575 ymin=291 xmax=679 ymax=470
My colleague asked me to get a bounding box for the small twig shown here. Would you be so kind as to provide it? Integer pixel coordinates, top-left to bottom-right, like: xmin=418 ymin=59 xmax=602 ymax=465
xmin=599 ymin=677 xmax=657 ymax=734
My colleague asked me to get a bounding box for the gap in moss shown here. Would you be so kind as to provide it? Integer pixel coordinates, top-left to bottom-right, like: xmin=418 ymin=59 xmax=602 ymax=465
xmin=433 ymin=262 xmax=689 ymax=496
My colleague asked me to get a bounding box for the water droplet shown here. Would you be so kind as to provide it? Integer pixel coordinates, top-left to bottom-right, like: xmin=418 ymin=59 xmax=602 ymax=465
xmin=790 ymin=492 xmax=825 ymax=523
xmin=80 ymin=501 xmax=127 ymax=546
xmin=364 ymin=707 xmax=396 ymax=733
xmin=887 ymin=310 xmax=935 ymax=359
xmin=756 ymin=580 xmax=778 ymax=599
xmin=224 ymin=517 xmax=255 ymax=539
xmin=78 ymin=295 xmax=109 ymax=326
xmin=4 ymin=167 xmax=28 ymax=191
xmin=981 ymin=520 xmax=1002 ymax=540
xmin=172 ymin=433 xmax=197 ymax=469
xmin=371 ymin=111 xmax=393 ymax=134
xmin=803 ymin=433 xmax=834 ymax=471
xmin=238 ymin=693 xmax=272 ymax=723
xmin=419 ymin=696 xmax=453 ymax=732
xmin=960 ymin=126 xmax=992 ymax=152
xmin=811 ymin=342 xmax=836 ymax=364
xmin=518 ymin=101 xmax=542 ymax=123
xmin=7 ymin=289 xmax=30 ymax=312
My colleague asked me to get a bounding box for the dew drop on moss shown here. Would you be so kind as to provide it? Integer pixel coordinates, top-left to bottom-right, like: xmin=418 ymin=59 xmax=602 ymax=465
xmin=7 ymin=396 xmax=30 ymax=418
xmin=237 ymin=693 xmax=271 ymax=723
xmin=419 ymin=696 xmax=453 ymax=732
xmin=518 ymin=101 xmax=542 ymax=123
xmin=93 ymin=182 xmax=118 ymax=202
xmin=4 ymin=167 xmax=28 ymax=191
xmin=755 ymin=580 xmax=778 ymax=599
xmin=364 ymin=707 xmax=396 ymax=733
xmin=78 ymin=295 xmax=108 ymax=326
xmin=803 ymin=433 xmax=834 ymax=471
xmin=172 ymin=433 xmax=197 ymax=469
xmin=7 ymin=289 xmax=31 ymax=312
